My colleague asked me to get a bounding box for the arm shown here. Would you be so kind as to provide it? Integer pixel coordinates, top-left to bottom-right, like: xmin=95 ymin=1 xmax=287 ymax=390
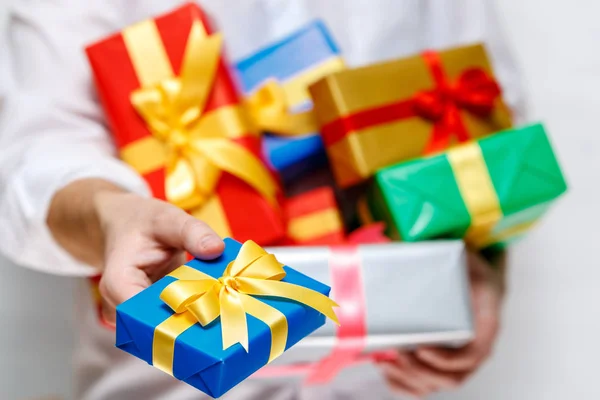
xmin=0 ymin=1 xmax=224 ymax=322
xmin=48 ymin=179 xmax=223 ymax=323
xmin=0 ymin=0 xmax=147 ymax=275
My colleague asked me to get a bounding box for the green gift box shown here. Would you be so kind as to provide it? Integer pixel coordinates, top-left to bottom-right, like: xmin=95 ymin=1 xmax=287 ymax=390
xmin=366 ymin=123 xmax=567 ymax=248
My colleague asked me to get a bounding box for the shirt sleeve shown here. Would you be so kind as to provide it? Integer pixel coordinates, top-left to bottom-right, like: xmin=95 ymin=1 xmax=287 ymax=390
xmin=0 ymin=1 xmax=151 ymax=277
xmin=424 ymin=0 xmax=530 ymax=124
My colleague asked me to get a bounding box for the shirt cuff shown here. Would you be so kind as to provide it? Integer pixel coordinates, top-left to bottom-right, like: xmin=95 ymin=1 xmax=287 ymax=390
xmin=0 ymin=155 xmax=150 ymax=277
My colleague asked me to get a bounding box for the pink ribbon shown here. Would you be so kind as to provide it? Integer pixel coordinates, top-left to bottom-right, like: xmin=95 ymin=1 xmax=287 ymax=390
xmin=254 ymin=349 xmax=399 ymax=379
xmin=255 ymin=245 xmax=398 ymax=383
xmin=306 ymin=245 xmax=367 ymax=383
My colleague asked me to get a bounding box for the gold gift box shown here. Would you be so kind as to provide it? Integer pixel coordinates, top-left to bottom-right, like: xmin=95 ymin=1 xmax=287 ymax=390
xmin=309 ymin=43 xmax=513 ymax=188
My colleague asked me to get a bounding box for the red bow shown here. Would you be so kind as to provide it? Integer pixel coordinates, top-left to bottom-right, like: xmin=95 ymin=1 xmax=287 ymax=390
xmin=320 ymin=50 xmax=505 ymax=158
xmin=414 ymin=68 xmax=501 ymax=121
xmin=414 ymin=51 xmax=502 ymax=153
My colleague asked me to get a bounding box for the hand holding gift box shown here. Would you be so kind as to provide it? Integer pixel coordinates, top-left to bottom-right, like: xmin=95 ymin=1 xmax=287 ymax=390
xmin=236 ymin=21 xmax=345 ymax=183
xmin=117 ymin=239 xmax=338 ymax=398
xmin=309 ymin=43 xmax=513 ymax=187
xmin=86 ymin=3 xmax=285 ymax=244
xmin=365 ymin=123 xmax=567 ymax=248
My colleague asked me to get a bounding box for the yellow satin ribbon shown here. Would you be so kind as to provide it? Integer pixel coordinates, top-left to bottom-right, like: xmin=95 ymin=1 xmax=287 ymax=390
xmin=245 ymin=79 xmax=319 ymax=136
xmin=127 ymin=20 xmax=278 ymax=210
xmin=244 ymin=56 xmax=345 ymax=136
xmin=447 ymin=143 xmax=503 ymax=248
xmin=152 ymin=241 xmax=339 ymax=375
xmin=287 ymin=209 xmax=343 ymax=242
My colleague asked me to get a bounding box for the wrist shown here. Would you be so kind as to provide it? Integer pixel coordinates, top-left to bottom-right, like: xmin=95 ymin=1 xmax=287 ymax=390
xmin=93 ymin=185 xmax=137 ymax=227
xmin=48 ymin=179 xmax=129 ymax=269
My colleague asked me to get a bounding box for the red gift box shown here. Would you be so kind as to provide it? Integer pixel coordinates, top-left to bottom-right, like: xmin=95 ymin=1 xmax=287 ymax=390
xmin=282 ymin=187 xmax=346 ymax=246
xmin=86 ymin=3 xmax=284 ymax=244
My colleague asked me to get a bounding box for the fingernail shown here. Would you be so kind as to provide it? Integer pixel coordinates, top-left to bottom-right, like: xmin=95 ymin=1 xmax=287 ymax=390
xmin=200 ymin=235 xmax=221 ymax=250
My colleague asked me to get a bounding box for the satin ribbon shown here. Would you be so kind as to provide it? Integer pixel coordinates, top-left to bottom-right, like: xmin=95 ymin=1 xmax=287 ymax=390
xmin=245 ymin=79 xmax=319 ymax=135
xmin=129 ymin=21 xmax=278 ymax=210
xmin=254 ymin=350 xmax=399 ymax=380
xmin=416 ymin=51 xmax=501 ymax=153
xmin=152 ymin=241 xmax=339 ymax=376
xmin=305 ymin=245 xmax=368 ymax=383
xmin=286 ymin=208 xmax=344 ymax=243
xmin=281 ymin=187 xmax=343 ymax=245
xmin=282 ymin=184 xmax=389 ymax=245
xmin=447 ymin=142 xmax=503 ymax=248
xmin=321 ymin=52 xmax=501 ymax=154
xmin=256 ymin=245 xmax=397 ymax=383
xmin=283 ymin=223 xmax=391 ymax=247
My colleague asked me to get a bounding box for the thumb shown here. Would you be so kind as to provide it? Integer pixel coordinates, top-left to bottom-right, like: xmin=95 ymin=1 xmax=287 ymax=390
xmin=151 ymin=203 xmax=225 ymax=259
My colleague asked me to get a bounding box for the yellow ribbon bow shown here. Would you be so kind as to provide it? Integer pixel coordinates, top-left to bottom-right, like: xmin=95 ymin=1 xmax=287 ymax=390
xmin=130 ymin=22 xmax=278 ymax=211
xmin=245 ymin=79 xmax=319 ymax=136
xmin=153 ymin=240 xmax=339 ymax=375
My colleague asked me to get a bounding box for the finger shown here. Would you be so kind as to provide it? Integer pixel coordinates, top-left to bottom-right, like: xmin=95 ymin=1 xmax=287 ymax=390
xmin=152 ymin=205 xmax=224 ymax=259
xmin=384 ymin=376 xmax=423 ymax=400
xmin=403 ymin=353 xmax=464 ymax=391
xmin=100 ymin=297 xmax=117 ymax=328
xmin=415 ymin=325 xmax=497 ymax=374
xmin=145 ymin=251 xmax=188 ymax=283
xmin=417 ymin=273 xmax=502 ymax=373
xmin=101 ymin=246 xmax=153 ymax=306
xmin=379 ymin=354 xmax=430 ymax=398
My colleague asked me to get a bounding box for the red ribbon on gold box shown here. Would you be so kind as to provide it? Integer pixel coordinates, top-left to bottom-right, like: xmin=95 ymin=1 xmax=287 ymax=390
xmin=309 ymin=44 xmax=513 ymax=188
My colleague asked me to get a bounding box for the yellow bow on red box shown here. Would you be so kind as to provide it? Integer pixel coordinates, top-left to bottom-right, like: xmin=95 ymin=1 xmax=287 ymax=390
xmin=153 ymin=241 xmax=340 ymax=376
xmin=128 ymin=21 xmax=278 ymax=211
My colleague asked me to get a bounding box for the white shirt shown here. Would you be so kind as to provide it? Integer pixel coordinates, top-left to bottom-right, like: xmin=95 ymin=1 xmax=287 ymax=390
xmin=0 ymin=0 xmax=526 ymax=399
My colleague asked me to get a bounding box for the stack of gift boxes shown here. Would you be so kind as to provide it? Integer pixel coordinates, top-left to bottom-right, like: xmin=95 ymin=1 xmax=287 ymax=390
xmin=84 ymin=3 xmax=567 ymax=397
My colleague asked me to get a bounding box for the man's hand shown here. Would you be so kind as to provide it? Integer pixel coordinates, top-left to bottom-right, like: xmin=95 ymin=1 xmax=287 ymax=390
xmin=48 ymin=179 xmax=224 ymax=325
xmin=379 ymin=251 xmax=506 ymax=398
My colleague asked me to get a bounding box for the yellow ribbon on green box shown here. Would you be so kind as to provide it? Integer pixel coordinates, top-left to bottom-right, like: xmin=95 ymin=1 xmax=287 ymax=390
xmin=447 ymin=142 xmax=504 ymax=248
xmin=152 ymin=241 xmax=340 ymax=375
xmin=449 ymin=142 xmax=546 ymax=248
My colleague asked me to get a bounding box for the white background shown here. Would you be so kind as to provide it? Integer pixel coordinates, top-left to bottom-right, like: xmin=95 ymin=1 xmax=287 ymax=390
xmin=0 ymin=1 xmax=598 ymax=399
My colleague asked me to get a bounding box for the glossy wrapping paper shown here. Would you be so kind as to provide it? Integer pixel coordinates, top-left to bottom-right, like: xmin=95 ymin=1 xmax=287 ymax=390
xmin=367 ymin=123 xmax=568 ymax=248
xmin=116 ymin=239 xmax=336 ymax=398
xmin=281 ymin=187 xmax=346 ymax=246
xmin=263 ymin=241 xmax=473 ymax=370
xmin=85 ymin=3 xmax=285 ymax=245
xmin=235 ymin=21 xmax=345 ymax=183
xmin=309 ymin=43 xmax=513 ymax=187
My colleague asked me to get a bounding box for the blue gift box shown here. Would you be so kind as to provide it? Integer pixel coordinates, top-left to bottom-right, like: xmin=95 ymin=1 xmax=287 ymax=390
xmin=116 ymin=238 xmax=331 ymax=398
xmin=235 ymin=20 xmax=344 ymax=183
